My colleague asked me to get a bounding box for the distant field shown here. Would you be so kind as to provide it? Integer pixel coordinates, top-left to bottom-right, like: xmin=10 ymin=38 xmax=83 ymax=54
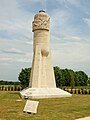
xmin=0 ymin=91 xmax=90 ymax=120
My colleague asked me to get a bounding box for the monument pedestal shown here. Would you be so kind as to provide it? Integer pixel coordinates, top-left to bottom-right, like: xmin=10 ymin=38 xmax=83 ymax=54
xmin=20 ymin=88 xmax=71 ymax=99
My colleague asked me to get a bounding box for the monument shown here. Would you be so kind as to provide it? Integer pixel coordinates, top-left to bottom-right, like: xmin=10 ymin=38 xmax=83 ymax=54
xmin=20 ymin=10 xmax=72 ymax=98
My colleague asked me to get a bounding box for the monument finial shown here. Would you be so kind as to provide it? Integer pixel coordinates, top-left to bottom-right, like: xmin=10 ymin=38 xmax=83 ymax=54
xmin=39 ymin=10 xmax=45 ymax=13
xmin=32 ymin=10 xmax=50 ymax=32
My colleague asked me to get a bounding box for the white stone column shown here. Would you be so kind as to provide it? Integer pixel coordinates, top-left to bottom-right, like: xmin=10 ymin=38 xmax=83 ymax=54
xmin=29 ymin=10 xmax=56 ymax=88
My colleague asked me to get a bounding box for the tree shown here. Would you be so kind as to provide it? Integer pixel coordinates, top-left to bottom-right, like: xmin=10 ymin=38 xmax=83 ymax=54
xmin=88 ymin=77 xmax=90 ymax=86
xmin=69 ymin=70 xmax=75 ymax=88
xmin=61 ymin=69 xmax=75 ymax=87
xmin=18 ymin=68 xmax=31 ymax=88
xmin=75 ymin=71 xmax=88 ymax=86
xmin=64 ymin=68 xmax=71 ymax=86
xmin=54 ymin=66 xmax=61 ymax=87
xmin=54 ymin=67 xmax=66 ymax=87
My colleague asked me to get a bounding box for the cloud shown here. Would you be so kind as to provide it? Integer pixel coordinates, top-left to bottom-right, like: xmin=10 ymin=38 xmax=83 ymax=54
xmin=0 ymin=48 xmax=25 ymax=55
xmin=25 ymin=41 xmax=33 ymax=45
xmin=0 ymin=19 xmax=32 ymax=41
xmin=16 ymin=0 xmax=47 ymax=13
xmin=80 ymin=0 xmax=90 ymax=15
xmin=0 ymin=0 xmax=33 ymax=42
xmin=0 ymin=55 xmax=31 ymax=63
xmin=50 ymin=9 xmax=70 ymax=36
xmin=0 ymin=0 xmax=20 ymax=21
xmin=60 ymin=34 xmax=82 ymax=42
xmin=0 ymin=20 xmax=30 ymax=31
xmin=83 ymin=18 xmax=90 ymax=27
xmin=56 ymin=0 xmax=81 ymax=8
xmin=65 ymin=0 xmax=81 ymax=7
xmin=0 ymin=0 xmax=33 ymax=21
xmin=28 ymin=0 xmax=47 ymax=4
xmin=52 ymin=40 xmax=90 ymax=70
xmin=0 ymin=57 xmax=12 ymax=62
xmin=56 ymin=0 xmax=90 ymax=16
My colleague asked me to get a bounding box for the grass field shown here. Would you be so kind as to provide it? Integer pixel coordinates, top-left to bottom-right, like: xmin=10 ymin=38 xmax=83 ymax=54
xmin=0 ymin=91 xmax=90 ymax=120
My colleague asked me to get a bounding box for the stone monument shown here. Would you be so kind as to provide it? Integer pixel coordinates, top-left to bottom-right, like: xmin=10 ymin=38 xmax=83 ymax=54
xmin=20 ymin=10 xmax=72 ymax=98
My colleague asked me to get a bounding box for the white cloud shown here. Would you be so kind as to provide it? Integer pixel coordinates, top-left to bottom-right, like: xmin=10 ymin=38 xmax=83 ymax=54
xmin=0 ymin=0 xmax=33 ymax=21
xmin=0 ymin=39 xmax=33 ymax=64
xmin=1 ymin=48 xmax=25 ymax=55
xmin=0 ymin=55 xmax=31 ymax=63
xmin=0 ymin=0 xmax=33 ymax=42
xmin=25 ymin=41 xmax=33 ymax=45
xmin=52 ymin=40 xmax=90 ymax=71
xmin=0 ymin=0 xmax=20 ymax=20
xmin=0 ymin=20 xmax=30 ymax=31
xmin=50 ymin=10 xmax=70 ymax=35
xmin=56 ymin=0 xmax=81 ymax=8
xmin=0 ymin=57 xmax=12 ymax=61
xmin=56 ymin=0 xmax=90 ymax=16
xmin=17 ymin=58 xmax=31 ymax=63
xmin=61 ymin=34 xmax=82 ymax=42
xmin=65 ymin=0 xmax=81 ymax=6
xmin=29 ymin=0 xmax=46 ymax=4
xmin=83 ymin=18 xmax=90 ymax=27
xmin=0 ymin=39 xmax=31 ymax=53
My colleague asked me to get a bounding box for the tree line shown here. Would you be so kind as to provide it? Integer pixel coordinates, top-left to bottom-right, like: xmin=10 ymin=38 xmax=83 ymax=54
xmin=54 ymin=66 xmax=89 ymax=88
xmin=0 ymin=80 xmax=20 ymax=85
xmin=18 ymin=67 xmax=89 ymax=88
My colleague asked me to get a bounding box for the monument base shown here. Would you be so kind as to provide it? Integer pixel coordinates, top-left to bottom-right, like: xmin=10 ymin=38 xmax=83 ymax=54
xmin=20 ymin=88 xmax=72 ymax=99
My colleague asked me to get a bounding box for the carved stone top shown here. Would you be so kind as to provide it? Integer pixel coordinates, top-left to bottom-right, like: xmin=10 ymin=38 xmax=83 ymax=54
xmin=32 ymin=11 xmax=50 ymax=32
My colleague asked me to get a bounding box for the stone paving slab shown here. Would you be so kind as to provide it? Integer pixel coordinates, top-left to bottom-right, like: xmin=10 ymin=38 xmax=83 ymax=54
xmin=76 ymin=117 xmax=90 ymax=120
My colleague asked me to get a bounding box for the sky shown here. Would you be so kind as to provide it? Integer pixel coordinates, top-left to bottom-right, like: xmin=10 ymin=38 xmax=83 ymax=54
xmin=0 ymin=0 xmax=90 ymax=81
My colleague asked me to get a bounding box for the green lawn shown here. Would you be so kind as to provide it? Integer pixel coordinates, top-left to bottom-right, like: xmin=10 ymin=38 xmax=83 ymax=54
xmin=0 ymin=91 xmax=90 ymax=120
